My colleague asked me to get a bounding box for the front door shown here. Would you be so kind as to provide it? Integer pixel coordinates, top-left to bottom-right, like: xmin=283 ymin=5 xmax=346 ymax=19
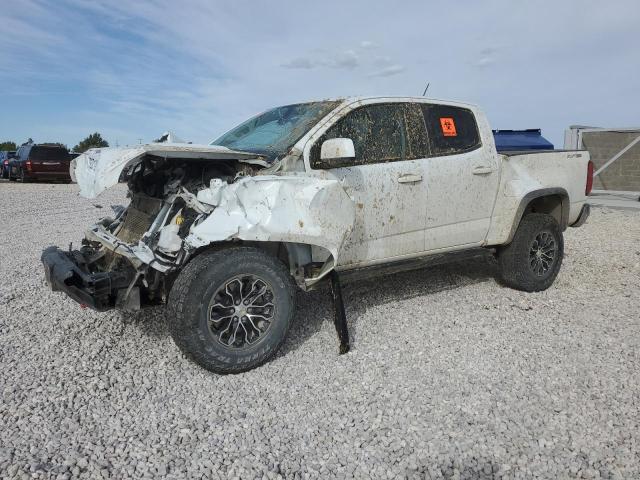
xmin=310 ymin=103 xmax=429 ymax=267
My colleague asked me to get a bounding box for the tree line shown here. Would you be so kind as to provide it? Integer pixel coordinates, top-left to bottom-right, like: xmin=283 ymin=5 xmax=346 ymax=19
xmin=0 ymin=133 xmax=109 ymax=153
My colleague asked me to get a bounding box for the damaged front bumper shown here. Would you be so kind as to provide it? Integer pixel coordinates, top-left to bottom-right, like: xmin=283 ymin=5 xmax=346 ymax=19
xmin=41 ymin=246 xmax=133 ymax=311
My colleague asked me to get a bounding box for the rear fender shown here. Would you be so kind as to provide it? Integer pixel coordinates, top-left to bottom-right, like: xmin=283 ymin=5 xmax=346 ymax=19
xmin=506 ymin=187 xmax=569 ymax=243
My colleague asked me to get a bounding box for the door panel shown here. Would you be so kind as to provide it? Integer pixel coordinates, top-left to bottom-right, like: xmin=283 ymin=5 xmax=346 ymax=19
xmin=331 ymin=159 xmax=427 ymax=266
xmin=310 ymin=103 xmax=428 ymax=266
xmin=420 ymin=104 xmax=499 ymax=250
xmin=423 ymin=152 xmax=498 ymax=250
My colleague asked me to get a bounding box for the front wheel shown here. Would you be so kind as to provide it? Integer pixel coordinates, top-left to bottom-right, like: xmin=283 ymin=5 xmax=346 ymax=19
xmin=497 ymin=213 xmax=564 ymax=292
xmin=167 ymin=247 xmax=296 ymax=374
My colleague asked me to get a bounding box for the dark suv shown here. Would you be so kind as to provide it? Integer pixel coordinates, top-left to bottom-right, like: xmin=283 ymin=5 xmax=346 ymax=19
xmin=9 ymin=144 xmax=71 ymax=182
xmin=1 ymin=151 xmax=16 ymax=179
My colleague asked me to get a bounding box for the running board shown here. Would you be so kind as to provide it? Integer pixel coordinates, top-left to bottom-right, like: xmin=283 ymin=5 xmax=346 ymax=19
xmin=337 ymin=248 xmax=493 ymax=284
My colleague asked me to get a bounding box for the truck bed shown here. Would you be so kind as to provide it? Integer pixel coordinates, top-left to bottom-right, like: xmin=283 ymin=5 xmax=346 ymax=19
xmin=484 ymin=149 xmax=591 ymax=246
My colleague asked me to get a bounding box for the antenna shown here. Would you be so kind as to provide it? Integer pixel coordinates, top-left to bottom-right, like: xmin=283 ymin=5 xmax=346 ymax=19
xmin=422 ymin=83 xmax=430 ymax=96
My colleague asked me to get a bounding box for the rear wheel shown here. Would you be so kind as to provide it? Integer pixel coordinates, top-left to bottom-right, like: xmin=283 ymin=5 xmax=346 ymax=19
xmin=167 ymin=246 xmax=296 ymax=374
xmin=497 ymin=213 xmax=564 ymax=292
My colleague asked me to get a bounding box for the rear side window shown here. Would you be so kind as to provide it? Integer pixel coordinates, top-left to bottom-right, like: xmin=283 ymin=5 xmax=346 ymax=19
xmin=30 ymin=147 xmax=70 ymax=162
xmin=421 ymin=104 xmax=481 ymax=156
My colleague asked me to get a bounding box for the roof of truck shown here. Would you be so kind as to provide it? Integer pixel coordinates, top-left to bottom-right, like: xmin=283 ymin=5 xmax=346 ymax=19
xmin=297 ymin=96 xmax=479 ymax=110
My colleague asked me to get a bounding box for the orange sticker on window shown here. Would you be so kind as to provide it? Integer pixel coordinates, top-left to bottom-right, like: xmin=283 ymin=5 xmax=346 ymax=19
xmin=439 ymin=117 xmax=457 ymax=137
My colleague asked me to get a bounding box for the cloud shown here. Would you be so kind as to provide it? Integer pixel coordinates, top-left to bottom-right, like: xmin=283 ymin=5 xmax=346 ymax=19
xmin=373 ymin=55 xmax=393 ymax=66
xmin=281 ymin=49 xmax=360 ymax=70
xmin=472 ymin=46 xmax=500 ymax=69
xmin=473 ymin=57 xmax=496 ymax=68
xmin=281 ymin=57 xmax=316 ymax=69
xmin=360 ymin=40 xmax=378 ymax=49
xmin=328 ymin=50 xmax=359 ymax=69
xmin=368 ymin=65 xmax=406 ymax=77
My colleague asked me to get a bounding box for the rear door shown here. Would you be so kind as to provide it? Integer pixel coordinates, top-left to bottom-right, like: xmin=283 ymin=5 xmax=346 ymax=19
xmin=420 ymin=104 xmax=499 ymax=250
xmin=310 ymin=102 xmax=429 ymax=267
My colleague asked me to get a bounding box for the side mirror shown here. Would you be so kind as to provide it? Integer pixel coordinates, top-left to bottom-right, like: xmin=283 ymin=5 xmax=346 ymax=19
xmin=320 ymin=138 xmax=355 ymax=165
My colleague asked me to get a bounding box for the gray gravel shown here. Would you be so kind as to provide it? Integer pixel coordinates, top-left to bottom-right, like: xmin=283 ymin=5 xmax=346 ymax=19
xmin=1 ymin=181 xmax=639 ymax=480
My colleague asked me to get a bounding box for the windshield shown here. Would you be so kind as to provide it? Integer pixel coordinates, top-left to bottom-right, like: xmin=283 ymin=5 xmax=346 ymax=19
xmin=212 ymin=101 xmax=340 ymax=161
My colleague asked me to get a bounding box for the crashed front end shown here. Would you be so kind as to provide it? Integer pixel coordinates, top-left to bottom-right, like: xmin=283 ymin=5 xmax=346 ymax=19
xmin=42 ymin=145 xmax=355 ymax=311
xmin=42 ymin=152 xmax=238 ymax=310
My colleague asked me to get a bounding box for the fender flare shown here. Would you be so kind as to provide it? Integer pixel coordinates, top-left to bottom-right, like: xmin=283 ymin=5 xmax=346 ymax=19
xmin=506 ymin=187 xmax=569 ymax=243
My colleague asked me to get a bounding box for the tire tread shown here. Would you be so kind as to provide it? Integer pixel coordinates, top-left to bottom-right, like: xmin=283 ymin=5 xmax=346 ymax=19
xmin=497 ymin=213 xmax=564 ymax=292
xmin=167 ymin=246 xmax=296 ymax=374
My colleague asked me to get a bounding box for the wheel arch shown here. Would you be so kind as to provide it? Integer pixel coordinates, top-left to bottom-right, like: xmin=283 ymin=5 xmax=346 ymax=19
xmin=506 ymin=188 xmax=569 ymax=244
xmin=184 ymin=239 xmax=333 ymax=289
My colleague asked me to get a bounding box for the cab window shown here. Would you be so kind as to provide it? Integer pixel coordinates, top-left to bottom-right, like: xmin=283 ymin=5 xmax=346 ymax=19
xmin=420 ymin=104 xmax=481 ymax=156
xmin=311 ymin=104 xmax=408 ymax=168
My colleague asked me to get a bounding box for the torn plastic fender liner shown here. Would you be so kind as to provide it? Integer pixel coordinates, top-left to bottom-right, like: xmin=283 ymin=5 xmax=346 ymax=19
xmin=72 ymin=143 xmax=267 ymax=199
xmin=186 ymin=175 xmax=356 ymax=281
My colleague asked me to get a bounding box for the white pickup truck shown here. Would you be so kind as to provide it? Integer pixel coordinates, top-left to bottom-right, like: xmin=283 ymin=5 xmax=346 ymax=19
xmin=42 ymin=96 xmax=593 ymax=373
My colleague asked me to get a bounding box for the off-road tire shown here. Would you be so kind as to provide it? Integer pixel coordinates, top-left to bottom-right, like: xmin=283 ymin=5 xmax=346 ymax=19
xmin=497 ymin=213 xmax=564 ymax=292
xmin=167 ymin=246 xmax=296 ymax=374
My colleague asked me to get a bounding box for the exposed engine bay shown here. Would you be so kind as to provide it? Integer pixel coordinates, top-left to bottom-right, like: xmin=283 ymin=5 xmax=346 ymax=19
xmin=69 ymin=157 xmax=260 ymax=309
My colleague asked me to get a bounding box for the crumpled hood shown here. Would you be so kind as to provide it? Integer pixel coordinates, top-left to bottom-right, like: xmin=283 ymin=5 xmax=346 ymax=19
xmin=72 ymin=143 xmax=267 ymax=198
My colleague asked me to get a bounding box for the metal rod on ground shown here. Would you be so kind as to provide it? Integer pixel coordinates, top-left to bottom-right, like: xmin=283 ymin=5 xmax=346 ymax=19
xmin=329 ymin=270 xmax=350 ymax=354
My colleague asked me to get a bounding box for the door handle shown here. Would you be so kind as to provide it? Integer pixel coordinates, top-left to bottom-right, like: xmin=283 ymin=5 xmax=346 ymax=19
xmin=397 ymin=173 xmax=422 ymax=184
xmin=472 ymin=165 xmax=494 ymax=175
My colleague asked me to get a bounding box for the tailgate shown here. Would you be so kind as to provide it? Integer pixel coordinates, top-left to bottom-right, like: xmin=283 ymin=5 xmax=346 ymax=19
xmin=33 ymin=159 xmax=69 ymax=173
xmin=29 ymin=147 xmax=70 ymax=173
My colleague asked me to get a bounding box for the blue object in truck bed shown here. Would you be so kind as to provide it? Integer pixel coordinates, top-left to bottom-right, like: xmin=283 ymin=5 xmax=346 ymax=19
xmin=492 ymin=129 xmax=554 ymax=152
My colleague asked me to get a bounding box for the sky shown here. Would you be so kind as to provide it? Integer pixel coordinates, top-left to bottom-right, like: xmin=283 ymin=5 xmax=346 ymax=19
xmin=1 ymin=0 xmax=639 ymax=149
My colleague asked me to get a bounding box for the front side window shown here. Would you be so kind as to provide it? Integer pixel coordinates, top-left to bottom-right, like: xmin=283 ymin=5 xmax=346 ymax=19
xmin=421 ymin=104 xmax=481 ymax=156
xmin=212 ymin=101 xmax=340 ymax=162
xmin=311 ymin=104 xmax=409 ymax=168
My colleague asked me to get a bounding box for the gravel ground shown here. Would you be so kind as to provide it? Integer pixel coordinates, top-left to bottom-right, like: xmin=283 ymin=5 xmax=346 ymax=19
xmin=1 ymin=181 xmax=639 ymax=480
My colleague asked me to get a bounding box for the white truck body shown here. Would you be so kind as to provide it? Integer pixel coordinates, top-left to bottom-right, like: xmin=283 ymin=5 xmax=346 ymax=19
xmin=69 ymin=96 xmax=590 ymax=286
xmin=43 ymin=95 xmax=593 ymax=372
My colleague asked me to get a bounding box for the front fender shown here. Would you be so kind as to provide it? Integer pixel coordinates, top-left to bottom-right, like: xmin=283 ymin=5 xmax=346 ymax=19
xmin=185 ymin=175 xmax=356 ymax=265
